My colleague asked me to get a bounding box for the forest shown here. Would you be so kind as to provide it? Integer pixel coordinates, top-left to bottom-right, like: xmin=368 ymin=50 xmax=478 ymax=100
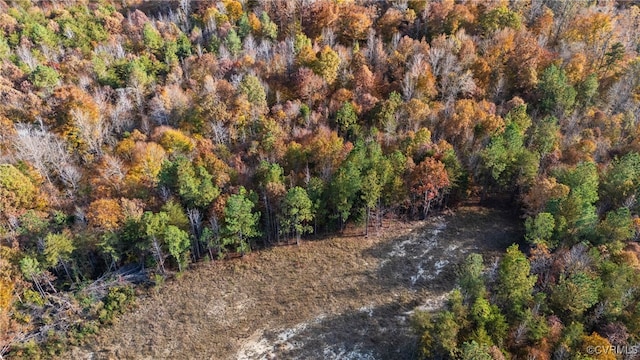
xmin=0 ymin=0 xmax=640 ymax=358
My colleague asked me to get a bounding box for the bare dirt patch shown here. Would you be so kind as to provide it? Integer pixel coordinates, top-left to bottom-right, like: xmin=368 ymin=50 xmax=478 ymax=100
xmin=66 ymin=204 xmax=521 ymax=360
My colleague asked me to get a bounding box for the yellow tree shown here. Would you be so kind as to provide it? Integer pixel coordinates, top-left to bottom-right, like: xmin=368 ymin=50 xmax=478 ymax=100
xmin=125 ymin=142 xmax=167 ymax=190
xmin=0 ymin=164 xmax=37 ymax=218
xmin=87 ymin=198 xmax=124 ymax=231
xmin=308 ymin=127 xmax=353 ymax=180
xmin=580 ymin=333 xmax=615 ymax=360
xmin=313 ymin=45 xmax=341 ymax=85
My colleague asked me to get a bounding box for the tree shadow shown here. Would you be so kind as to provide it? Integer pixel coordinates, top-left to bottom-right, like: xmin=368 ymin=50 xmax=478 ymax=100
xmin=364 ymin=206 xmax=523 ymax=292
xmin=258 ymin=301 xmax=421 ymax=360
xmin=251 ymin=206 xmax=524 ymax=359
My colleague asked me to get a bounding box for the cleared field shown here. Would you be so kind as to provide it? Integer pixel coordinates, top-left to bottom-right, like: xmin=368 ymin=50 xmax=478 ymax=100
xmin=67 ymin=204 xmax=521 ymax=360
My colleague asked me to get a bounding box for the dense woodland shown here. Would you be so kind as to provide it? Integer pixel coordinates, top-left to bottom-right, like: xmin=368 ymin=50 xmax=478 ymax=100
xmin=1 ymin=0 xmax=640 ymax=358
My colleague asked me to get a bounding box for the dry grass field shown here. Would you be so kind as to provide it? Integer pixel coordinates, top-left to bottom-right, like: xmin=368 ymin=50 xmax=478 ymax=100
xmin=66 ymin=204 xmax=521 ymax=360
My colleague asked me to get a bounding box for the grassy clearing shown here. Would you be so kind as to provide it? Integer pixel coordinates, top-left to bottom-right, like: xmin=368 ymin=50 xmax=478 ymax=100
xmin=65 ymin=204 xmax=521 ymax=360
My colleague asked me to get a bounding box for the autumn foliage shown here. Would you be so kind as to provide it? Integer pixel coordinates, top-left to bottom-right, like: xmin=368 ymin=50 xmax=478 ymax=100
xmin=0 ymin=0 xmax=639 ymax=357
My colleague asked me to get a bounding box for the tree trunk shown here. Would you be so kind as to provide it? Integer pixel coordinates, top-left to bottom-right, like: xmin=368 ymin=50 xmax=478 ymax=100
xmin=152 ymin=237 xmax=166 ymax=274
xmin=59 ymin=259 xmax=72 ymax=282
xmin=33 ymin=278 xmax=46 ymax=299
xmin=377 ymin=197 xmax=382 ymax=234
xmin=365 ymin=206 xmax=370 ymax=237
xmin=188 ymin=208 xmax=202 ymax=260
xmin=45 ymin=277 xmax=56 ymax=293
xmin=263 ymin=192 xmax=272 ymax=245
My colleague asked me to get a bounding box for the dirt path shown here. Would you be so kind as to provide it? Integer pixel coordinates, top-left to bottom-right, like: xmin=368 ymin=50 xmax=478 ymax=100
xmin=68 ymin=205 xmax=521 ymax=360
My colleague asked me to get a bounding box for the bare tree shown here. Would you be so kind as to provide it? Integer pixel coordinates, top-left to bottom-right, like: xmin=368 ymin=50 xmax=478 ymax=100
xmin=257 ymin=39 xmax=273 ymax=62
xmin=402 ymin=53 xmax=425 ymax=101
xmin=13 ymin=123 xmax=58 ymax=182
xmin=243 ymin=34 xmax=258 ymax=60
xmin=321 ymin=27 xmax=336 ymax=47
xmin=148 ymin=95 xmax=169 ymax=126
xmin=209 ymin=120 xmax=229 ymax=145
xmin=111 ymin=89 xmax=134 ymax=133
xmin=70 ymin=108 xmax=107 ymax=160
xmin=16 ymin=45 xmax=37 ymax=71
xmin=13 ymin=123 xmax=83 ymax=194
xmin=429 ymin=35 xmax=477 ymax=103
xmin=102 ymin=154 xmax=126 ymax=192
xmin=59 ymin=164 xmax=82 ymax=194
xmin=151 ymin=237 xmax=166 ymax=274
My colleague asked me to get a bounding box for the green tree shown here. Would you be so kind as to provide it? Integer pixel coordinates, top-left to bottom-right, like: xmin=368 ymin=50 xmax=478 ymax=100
xmin=163 ymin=40 xmax=179 ymax=65
xmin=538 ymin=64 xmax=576 ymax=116
xmin=239 ymin=74 xmax=267 ymax=110
xmin=480 ymin=104 xmax=538 ymax=192
xmin=142 ymin=211 xmax=170 ymax=273
xmin=485 ymin=304 xmax=508 ymax=346
xmin=416 ymin=310 xmax=462 ymax=358
xmin=306 ymin=176 xmax=328 ymax=234
xmin=27 ymin=23 xmax=58 ymax=47
xmin=279 ymin=187 xmax=314 ymax=245
xmin=329 ymin=146 xmax=363 ymax=229
xmin=140 ymin=210 xmax=191 ymax=272
xmin=553 ymin=162 xmax=599 ymax=240
xmin=101 ymin=218 xmax=145 ymax=267
xmin=19 ymin=256 xmax=46 ymax=298
xmin=470 ymin=297 xmax=491 ymax=327
xmin=163 ymin=225 xmax=190 ymax=271
xmin=176 ymin=33 xmax=192 ymax=58
xmin=255 ymin=161 xmax=285 ymax=243
xmin=374 ymin=91 xmax=403 ymax=133
xmin=142 ymin=22 xmax=164 ymax=55
xmin=225 ymin=28 xmax=242 ymax=57
xmin=238 ymin=13 xmax=251 ymax=38
xmin=335 ymin=101 xmax=359 ymax=139
xmin=599 ymin=260 xmax=639 ymax=319
xmin=223 ymin=187 xmax=261 ymax=254
xmin=259 ymin=12 xmax=278 ymax=40
xmin=293 ymin=32 xmax=312 ymax=54
xmin=551 ymin=271 xmax=602 ymax=319
xmin=460 ymin=341 xmax=493 ymax=360
xmin=530 ymin=116 xmax=560 ymax=157
xmin=125 ymin=57 xmax=153 ymax=88
xmin=576 ymin=73 xmax=598 ymax=107
xmin=459 ymin=253 xmax=486 ymax=302
xmin=596 ymin=208 xmax=633 ymax=250
xmin=523 ymin=309 xmax=550 ymax=343
xmin=160 ymin=157 xmax=220 ymax=209
xmin=381 ymin=150 xmax=409 ymax=209
xmin=43 ymin=232 xmax=75 ymax=279
xmin=30 ymin=65 xmax=60 ymax=89
xmin=161 ymin=200 xmax=190 ymax=230
xmin=497 ymin=244 xmax=537 ymax=320
xmin=361 ymin=169 xmax=382 ymax=236
xmin=525 ymin=212 xmax=556 ymax=248
xmin=479 ymin=5 xmax=522 ymax=34
xmin=359 ymin=142 xmax=389 ymax=235
xmin=600 ymin=152 xmax=640 ymax=211
xmin=0 ymin=35 xmax=9 ymax=60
